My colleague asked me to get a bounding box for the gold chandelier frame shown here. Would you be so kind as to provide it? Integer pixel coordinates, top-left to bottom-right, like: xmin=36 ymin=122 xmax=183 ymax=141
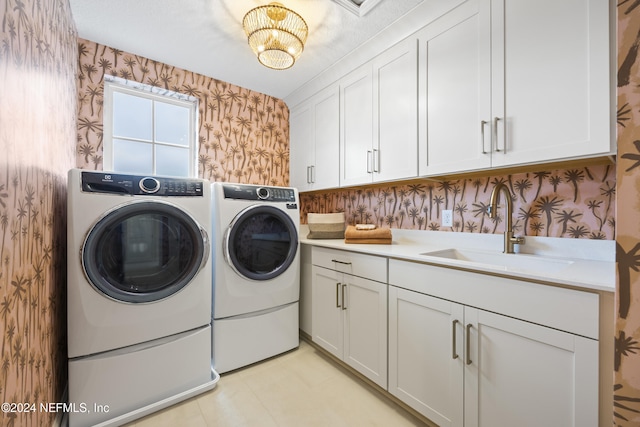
xmin=243 ymin=2 xmax=309 ymax=70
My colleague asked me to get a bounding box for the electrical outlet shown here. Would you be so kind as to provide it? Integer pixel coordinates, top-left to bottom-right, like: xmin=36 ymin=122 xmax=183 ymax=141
xmin=442 ymin=210 xmax=453 ymax=227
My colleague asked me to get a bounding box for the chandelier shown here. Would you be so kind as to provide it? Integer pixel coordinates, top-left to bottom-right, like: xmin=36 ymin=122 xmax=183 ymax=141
xmin=242 ymin=2 xmax=309 ymax=70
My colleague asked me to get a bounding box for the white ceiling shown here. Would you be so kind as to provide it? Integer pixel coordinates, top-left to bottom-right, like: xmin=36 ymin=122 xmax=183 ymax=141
xmin=69 ymin=0 xmax=424 ymax=100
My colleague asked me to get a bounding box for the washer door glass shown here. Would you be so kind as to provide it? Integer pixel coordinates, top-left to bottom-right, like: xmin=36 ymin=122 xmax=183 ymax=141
xmin=226 ymin=205 xmax=298 ymax=281
xmin=83 ymin=201 xmax=207 ymax=303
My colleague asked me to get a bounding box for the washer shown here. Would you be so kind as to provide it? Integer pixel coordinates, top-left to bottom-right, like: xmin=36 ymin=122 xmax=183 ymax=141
xmin=67 ymin=169 xmax=218 ymax=427
xmin=211 ymin=182 xmax=300 ymax=373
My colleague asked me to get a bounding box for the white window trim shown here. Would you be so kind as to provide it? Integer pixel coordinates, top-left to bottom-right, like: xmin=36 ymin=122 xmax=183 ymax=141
xmin=103 ymin=75 xmax=199 ymax=177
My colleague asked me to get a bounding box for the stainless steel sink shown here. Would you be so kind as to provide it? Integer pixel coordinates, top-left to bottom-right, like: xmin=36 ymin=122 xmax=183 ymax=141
xmin=420 ymin=248 xmax=574 ymax=274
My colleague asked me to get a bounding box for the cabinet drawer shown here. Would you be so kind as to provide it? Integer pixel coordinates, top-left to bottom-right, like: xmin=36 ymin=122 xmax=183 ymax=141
xmin=389 ymin=259 xmax=599 ymax=339
xmin=312 ymin=246 xmax=387 ymax=283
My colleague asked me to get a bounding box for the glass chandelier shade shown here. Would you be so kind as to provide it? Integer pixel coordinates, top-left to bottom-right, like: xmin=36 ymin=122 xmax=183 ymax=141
xmin=243 ymin=2 xmax=309 ymax=70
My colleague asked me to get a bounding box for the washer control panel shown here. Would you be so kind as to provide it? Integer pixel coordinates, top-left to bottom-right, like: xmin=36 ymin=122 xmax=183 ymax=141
xmin=81 ymin=171 xmax=204 ymax=196
xmin=222 ymin=183 xmax=296 ymax=203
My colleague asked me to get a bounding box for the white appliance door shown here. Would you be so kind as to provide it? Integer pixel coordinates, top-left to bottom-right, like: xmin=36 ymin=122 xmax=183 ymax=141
xmin=83 ymin=200 xmax=209 ymax=303
xmin=224 ymin=204 xmax=298 ymax=281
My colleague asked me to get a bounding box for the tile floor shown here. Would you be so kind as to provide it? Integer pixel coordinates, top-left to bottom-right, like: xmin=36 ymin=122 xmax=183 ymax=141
xmin=124 ymin=339 xmax=428 ymax=426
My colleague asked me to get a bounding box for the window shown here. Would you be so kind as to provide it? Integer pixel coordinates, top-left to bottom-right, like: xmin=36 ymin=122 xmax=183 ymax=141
xmin=103 ymin=75 xmax=198 ymax=177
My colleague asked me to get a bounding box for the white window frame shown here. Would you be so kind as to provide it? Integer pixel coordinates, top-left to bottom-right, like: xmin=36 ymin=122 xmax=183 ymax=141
xmin=103 ymin=75 xmax=199 ymax=177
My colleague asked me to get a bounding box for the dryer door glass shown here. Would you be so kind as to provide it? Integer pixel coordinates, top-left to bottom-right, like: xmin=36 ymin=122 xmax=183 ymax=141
xmin=226 ymin=205 xmax=298 ymax=281
xmin=83 ymin=201 xmax=208 ymax=303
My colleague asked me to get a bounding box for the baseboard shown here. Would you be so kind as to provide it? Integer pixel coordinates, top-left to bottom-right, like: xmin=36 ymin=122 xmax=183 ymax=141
xmin=299 ymin=329 xmax=312 ymax=342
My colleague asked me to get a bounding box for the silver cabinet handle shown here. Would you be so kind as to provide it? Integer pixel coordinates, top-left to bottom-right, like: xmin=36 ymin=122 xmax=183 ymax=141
xmin=310 ymin=165 xmax=315 ymax=183
xmin=493 ymin=117 xmax=504 ymax=153
xmin=306 ymin=166 xmax=311 ymax=184
xmin=341 ymin=284 xmax=347 ymax=310
xmin=366 ymin=151 xmax=373 ymax=173
xmin=466 ymin=323 xmax=473 ymax=365
xmin=480 ymin=120 xmax=489 ymax=154
xmin=336 ymin=282 xmax=341 ymax=308
xmin=373 ymin=149 xmax=380 ymax=173
xmin=452 ymin=319 xmax=459 ymax=360
xmin=331 ymin=259 xmax=352 ymax=265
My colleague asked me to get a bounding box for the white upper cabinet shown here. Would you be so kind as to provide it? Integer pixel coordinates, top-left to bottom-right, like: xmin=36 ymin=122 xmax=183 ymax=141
xmin=373 ymin=37 xmax=419 ymax=182
xmin=420 ymin=0 xmax=612 ymax=176
xmin=418 ymin=1 xmax=491 ymax=175
xmin=291 ymin=0 xmax=613 ymax=185
xmin=290 ymin=100 xmax=314 ymax=191
xmin=341 ymin=37 xmax=419 ymax=187
xmin=490 ymin=0 xmax=612 ymax=167
xmin=290 ymin=84 xmax=340 ymax=191
xmin=340 ymin=65 xmax=375 ymax=187
xmin=313 ymin=86 xmax=341 ymax=189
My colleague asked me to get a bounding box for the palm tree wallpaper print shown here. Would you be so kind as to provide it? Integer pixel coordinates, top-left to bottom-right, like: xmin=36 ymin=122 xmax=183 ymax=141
xmin=1 ymin=0 xmax=77 ymax=426
xmin=615 ymin=2 xmax=640 ymax=424
xmin=300 ymin=165 xmax=616 ymax=239
xmin=2 ymin=0 xmax=640 ymax=425
xmin=76 ymin=40 xmax=290 ymax=186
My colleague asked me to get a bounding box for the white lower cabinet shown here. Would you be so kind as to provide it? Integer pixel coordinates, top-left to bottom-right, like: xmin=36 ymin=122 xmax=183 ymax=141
xmin=388 ymin=286 xmax=464 ymax=426
xmin=463 ymin=307 xmax=598 ymax=427
xmin=306 ymin=248 xmax=601 ymax=426
xmin=388 ymin=260 xmax=599 ymax=427
xmin=311 ymin=248 xmax=388 ymax=389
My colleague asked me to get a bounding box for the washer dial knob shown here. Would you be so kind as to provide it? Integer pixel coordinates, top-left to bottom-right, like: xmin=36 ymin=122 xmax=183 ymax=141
xmin=257 ymin=187 xmax=269 ymax=200
xmin=139 ymin=177 xmax=160 ymax=193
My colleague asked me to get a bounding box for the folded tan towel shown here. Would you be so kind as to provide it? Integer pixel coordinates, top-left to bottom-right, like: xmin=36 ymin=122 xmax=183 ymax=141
xmin=344 ymin=238 xmax=393 ymax=244
xmin=344 ymin=225 xmax=392 ymax=244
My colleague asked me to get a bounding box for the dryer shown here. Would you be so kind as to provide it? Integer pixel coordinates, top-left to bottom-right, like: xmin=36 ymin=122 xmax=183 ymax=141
xmin=67 ymin=169 xmax=218 ymax=427
xmin=211 ymin=183 xmax=300 ymax=373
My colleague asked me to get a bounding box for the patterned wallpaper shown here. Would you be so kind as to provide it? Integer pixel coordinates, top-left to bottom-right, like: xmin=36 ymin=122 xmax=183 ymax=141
xmin=615 ymin=2 xmax=640 ymax=424
xmin=76 ymin=39 xmax=290 ymax=186
xmin=0 ymin=0 xmax=632 ymax=425
xmin=301 ymin=164 xmax=616 ymax=240
xmin=0 ymin=0 xmax=77 ymax=426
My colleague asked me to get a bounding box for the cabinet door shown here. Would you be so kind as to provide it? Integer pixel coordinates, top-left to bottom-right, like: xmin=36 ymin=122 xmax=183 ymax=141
xmin=289 ymin=100 xmax=313 ymax=191
xmin=343 ymin=274 xmax=388 ymax=389
xmin=311 ymin=265 xmax=343 ymax=359
xmin=490 ymin=0 xmax=611 ymax=167
xmin=464 ymin=308 xmax=598 ymax=427
xmin=419 ymin=0 xmax=491 ymax=175
xmin=340 ymin=65 xmax=374 ymax=187
xmin=373 ymin=37 xmax=419 ymax=182
xmin=388 ymin=286 xmax=464 ymax=427
xmin=313 ymin=85 xmax=340 ymax=189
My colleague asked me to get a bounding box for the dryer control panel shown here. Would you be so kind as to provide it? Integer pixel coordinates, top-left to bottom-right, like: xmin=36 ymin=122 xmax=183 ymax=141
xmin=222 ymin=184 xmax=296 ymax=203
xmin=81 ymin=171 xmax=204 ymax=196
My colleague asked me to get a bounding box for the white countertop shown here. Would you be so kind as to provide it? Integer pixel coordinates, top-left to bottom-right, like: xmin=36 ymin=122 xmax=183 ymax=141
xmin=299 ymin=225 xmax=616 ymax=293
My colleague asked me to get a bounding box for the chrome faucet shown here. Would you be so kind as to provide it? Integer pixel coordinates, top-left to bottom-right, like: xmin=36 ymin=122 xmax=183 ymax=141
xmin=488 ymin=183 xmax=525 ymax=254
